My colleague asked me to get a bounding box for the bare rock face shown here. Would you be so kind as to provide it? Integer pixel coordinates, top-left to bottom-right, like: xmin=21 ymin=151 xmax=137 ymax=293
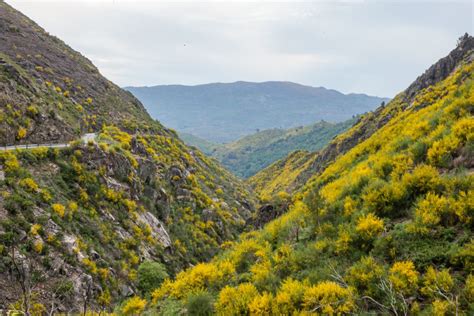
xmin=405 ymin=33 xmax=474 ymax=102
xmin=253 ymin=203 xmax=289 ymax=228
xmin=138 ymin=211 xmax=171 ymax=248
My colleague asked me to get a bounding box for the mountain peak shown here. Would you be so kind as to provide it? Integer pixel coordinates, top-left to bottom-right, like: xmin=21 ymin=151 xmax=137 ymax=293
xmin=404 ymin=33 xmax=473 ymax=101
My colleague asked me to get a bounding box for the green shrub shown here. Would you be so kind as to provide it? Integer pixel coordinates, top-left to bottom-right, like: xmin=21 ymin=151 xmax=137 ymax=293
xmin=137 ymin=261 xmax=169 ymax=295
xmin=411 ymin=140 xmax=428 ymax=163
xmin=157 ymin=298 xmax=184 ymax=316
xmin=186 ymin=290 xmax=214 ymax=316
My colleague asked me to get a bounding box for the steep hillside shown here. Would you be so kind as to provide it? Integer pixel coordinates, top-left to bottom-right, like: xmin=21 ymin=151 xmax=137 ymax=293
xmin=0 ymin=2 xmax=156 ymax=146
xmin=249 ymin=150 xmax=316 ymax=201
xmin=185 ymin=119 xmax=355 ymax=178
xmin=126 ymin=82 xmax=388 ymax=143
xmin=149 ymin=35 xmax=474 ymax=315
xmin=0 ymin=2 xmax=256 ymax=313
xmin=250 ymin=34 xmax=474 ymax=199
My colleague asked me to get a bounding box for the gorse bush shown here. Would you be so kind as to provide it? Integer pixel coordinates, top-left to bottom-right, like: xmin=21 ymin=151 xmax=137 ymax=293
xmin=302 ymin=281 xmax=355 ymax=314
xmin=121 ymin=296 xmax=147 ymax=315
xmin=215 ymin=283 xmax=258 ymax=315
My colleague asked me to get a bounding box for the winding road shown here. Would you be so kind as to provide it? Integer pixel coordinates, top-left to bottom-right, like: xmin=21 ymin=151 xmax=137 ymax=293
xmin=0 ymin=133 xmax=97 ymax=151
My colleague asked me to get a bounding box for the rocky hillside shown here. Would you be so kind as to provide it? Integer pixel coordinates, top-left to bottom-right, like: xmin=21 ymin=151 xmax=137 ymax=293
xmin=0 ymin=2 xmax=257 ymax=313
xmin=183 ymin=118 xmax=356 ymax=179
xmin=149 ymin=35 xmax=474 ymax=315
xmin=126 ymin=81 xmax=388 ymax=143
xmin=250 ymin=33 xmax=474 ymax=199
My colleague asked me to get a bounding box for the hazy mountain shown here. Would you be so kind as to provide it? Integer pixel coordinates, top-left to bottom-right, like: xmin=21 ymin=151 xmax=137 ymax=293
xmin=126 ymin=82 xmax=389 ymax=143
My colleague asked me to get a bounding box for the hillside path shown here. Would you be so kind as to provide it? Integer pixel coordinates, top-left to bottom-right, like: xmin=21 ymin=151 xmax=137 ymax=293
xmin=0 ymin=133 xmax=97 ymax=151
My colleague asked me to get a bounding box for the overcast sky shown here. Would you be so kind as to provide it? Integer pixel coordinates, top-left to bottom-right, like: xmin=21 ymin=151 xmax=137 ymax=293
xmin=6 ymin=0 xmax=473 ymax=97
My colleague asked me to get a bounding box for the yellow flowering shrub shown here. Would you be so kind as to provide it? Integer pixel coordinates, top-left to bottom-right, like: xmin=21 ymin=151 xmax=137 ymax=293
xmin=409 ymin=193 xmax=449 ymax=233
xmin=250 ymin=259 xmax=274 ymax=288
xmin=33 ymin=239 xmax=43 ymax=254
xmin=82 ymin=258 xmax=98 ymax=274
xmin=335 ymin=224 xmax=352 ymax=253
xmin=121 ymin=296 xmax=147 ymax=315
xmin=123 ymin=199 xmax=137 ymax=212
xmin=273 ymin=278 xmax=307 ymax=315
xmin=431 ymin=299 xmax=450 ymax=316
xmin=17 ymin=127 xmax=27 ymax=139
xmin=19 ymin=177 xmax=39 ymax=192
xmin=451 ymin=190 xmax=473 ymax=224
xmin=421 ymin=267 xmax=453 ymax=297
xmin=153 ymin=261 xmax=235 ymax=300
xmin=228 ymin=239 xmax=270 ymax=272
xmin=343 ymin=196 xmax=357 ymax=217
xmin=214 ymin=283 xmax=258 ymax=315
xmin=362 ymin=180 xmax=406 ymax=216
xmin=30 ymin=224 xmax=41 ymax=236
xmin=346 ymin=256 xmax=384 ymax=295
xmin=101 ymin=125 xmax=132 ymax=149
xmin=30 ymin=303 xmax=46 ymax=315
xmin=248 ymin=292 xmax=273 ymax=315
xmin=31 ymin=147 xmax=49 ymax=159
xmin=464 ymin=274 xmax=474 ymax=303
xmin=427 ymin=117 xmax=474 ymax=167
xmin=401 ymin=165 xmax=442 ymax=196
xmin=52 ymin=203 xmax=65 ymax=218
xmin=3 ymin=152 xmax=20 ymax=172
xmin=389 ymin=261 xmax=419 ymax=294
xmin=68 ymin=201 xmax=78 ymax=219
xmin=302 ymin=281 xmax=355 ymax=314
xmin=98 ymin=289 xmax=111 ymax=307
xmin=355 ymin=213 xmax=384 ymax=239
xmin=41 ymin=189 xmax=52 ymax=202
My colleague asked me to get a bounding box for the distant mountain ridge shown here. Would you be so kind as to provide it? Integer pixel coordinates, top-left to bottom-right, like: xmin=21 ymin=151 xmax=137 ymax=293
xmin=126 ymin=81 xmax=389 ymax=143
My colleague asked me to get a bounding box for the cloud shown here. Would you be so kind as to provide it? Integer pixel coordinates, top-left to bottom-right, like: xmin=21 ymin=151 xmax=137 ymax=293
xmin=6 ymin=0 xmax=472 ymax=96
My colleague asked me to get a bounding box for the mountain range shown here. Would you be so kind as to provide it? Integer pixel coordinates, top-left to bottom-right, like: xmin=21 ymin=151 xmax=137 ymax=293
xmin=126 ymin=82 xmax=389 ymax=143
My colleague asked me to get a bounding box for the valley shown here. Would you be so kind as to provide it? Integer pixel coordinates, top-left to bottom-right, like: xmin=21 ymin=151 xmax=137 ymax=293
xmin=0 ymin=1 xmax=472 ymax=315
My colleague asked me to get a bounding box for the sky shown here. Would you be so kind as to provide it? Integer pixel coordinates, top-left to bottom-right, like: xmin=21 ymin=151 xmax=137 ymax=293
xmin=6 ymin=0 xmax=473 ymax=97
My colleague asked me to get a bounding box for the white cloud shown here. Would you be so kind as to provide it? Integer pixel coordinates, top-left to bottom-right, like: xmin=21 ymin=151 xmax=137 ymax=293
xmin=6 ymin=0 xmax=473 ymax=96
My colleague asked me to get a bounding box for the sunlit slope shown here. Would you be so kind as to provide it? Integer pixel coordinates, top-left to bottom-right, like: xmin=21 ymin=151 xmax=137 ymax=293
xmin=149 ymin=56 xmax=474 ymax=315
xmin=249 ymin=35 xmax=474 ymax=200
xmin=248 ymin=150 xmax=316 ymax=200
